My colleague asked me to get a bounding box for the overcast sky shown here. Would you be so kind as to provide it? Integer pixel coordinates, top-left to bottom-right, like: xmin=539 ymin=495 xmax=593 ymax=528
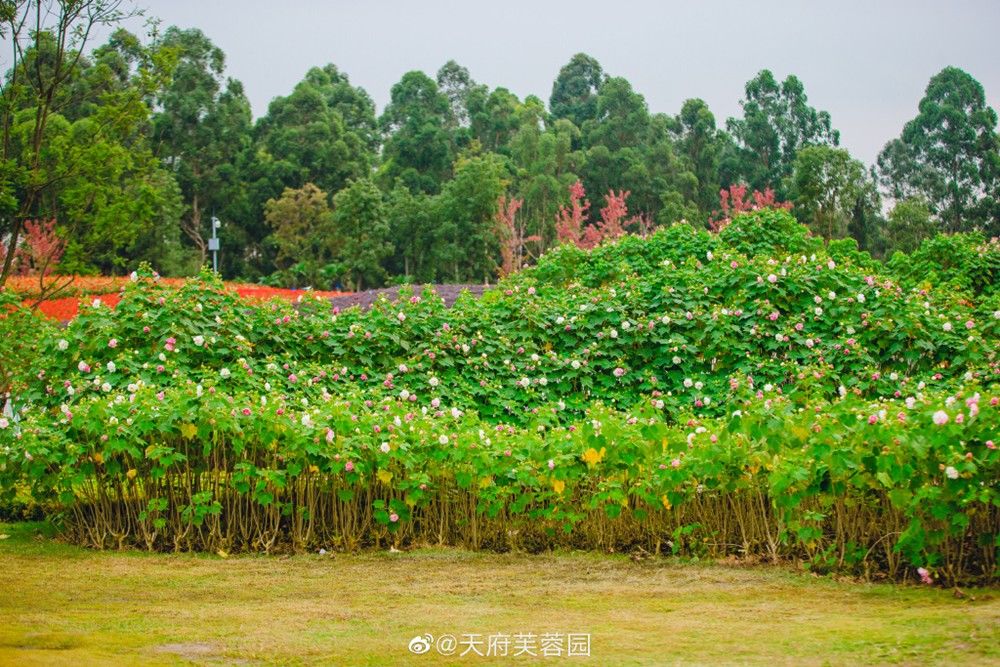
xmin=127 ymin=0 xmax=998 ymax=166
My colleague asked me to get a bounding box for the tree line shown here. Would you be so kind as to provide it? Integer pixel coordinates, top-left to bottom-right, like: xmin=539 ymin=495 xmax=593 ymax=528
xmin=2 ymin=1 xmax=998 ymax=290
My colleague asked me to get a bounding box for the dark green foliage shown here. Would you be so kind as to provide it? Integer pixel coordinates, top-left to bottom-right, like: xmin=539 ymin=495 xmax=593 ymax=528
xmin=2 ymin=11 xmax=998 ymax=293
xmin=725 ymin=70 xmax=840 ymax=195
xmin=884 ymin=197 xmax=937 ymax=255
xmin=1 ymin=18 xmax=182 ymax=278
xmin=877 ymin=67 xmax=1000 ymax=235
xmin=673 ymin=99 xmax=729 ymax=216
xmin=431 ymin=151 xmax=510 ymax=282
xmin=378 ymin=71 xmax=454 ymax=194
xmin=152 ymin=27 xmax=253 ymax=274
xmin=332 ymin=178 xmax=393 ymax=291
xmin=549 ymin=53 xmax=604 ymax=131
xmin=718 ymin=208 xmax=819 ymax=257
xmin=888 ymin=232 xmax=1000 ymax=297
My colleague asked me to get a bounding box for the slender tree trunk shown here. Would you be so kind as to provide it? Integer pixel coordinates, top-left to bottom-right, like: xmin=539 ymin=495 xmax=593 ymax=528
xmin=0 ymin=219 xmax=24 ymax=286
xmin=3 ymin=89 xmax=52 ymax=286
xmin=181 ymin=192 xmax=208 ymax=266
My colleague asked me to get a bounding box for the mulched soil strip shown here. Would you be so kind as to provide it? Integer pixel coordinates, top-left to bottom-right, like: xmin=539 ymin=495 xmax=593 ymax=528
xmin=327 ymin=284 xmax=491 ymax=310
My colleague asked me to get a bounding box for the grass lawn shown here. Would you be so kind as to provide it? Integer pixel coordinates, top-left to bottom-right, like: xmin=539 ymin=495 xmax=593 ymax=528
xmin=0 ymin=522 xmax=996 ymax=666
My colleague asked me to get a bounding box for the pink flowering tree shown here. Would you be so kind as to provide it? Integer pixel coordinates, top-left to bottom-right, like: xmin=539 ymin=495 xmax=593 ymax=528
xmin=495 ymin=195 xmax=540 ymax=277
xmin=594 ymin=189 xmax=630 ymax=241
xmin=555 ymin=180 xmax=590 ymax=247
xmin=708 ymin=184 xmax=792 ymax=232
xmin=16 ymin=219 xmax=65 ymax=278
xmin=3 ymin=219 xmax=73 ymax=305
xmin=556 ymin=183 xmax=654 ymax=249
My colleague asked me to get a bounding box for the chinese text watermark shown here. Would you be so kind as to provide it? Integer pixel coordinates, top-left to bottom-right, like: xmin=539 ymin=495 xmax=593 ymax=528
xmin=408 ymin=632 xmax=591 ymax=658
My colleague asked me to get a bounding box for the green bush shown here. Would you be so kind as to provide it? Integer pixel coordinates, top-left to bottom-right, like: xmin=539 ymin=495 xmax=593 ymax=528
xmin=888 ymin=232 xmax=1000 ymax=297
xmin=1 ymin=212 xmax=997 ymax=585
xmin=0 ymin=289 xmax=55 ymax=400
xmin=718 ymin=208 xmax=820 ymax=257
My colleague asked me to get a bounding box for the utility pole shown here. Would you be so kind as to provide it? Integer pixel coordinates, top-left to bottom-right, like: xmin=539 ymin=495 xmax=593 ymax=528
xmin=209 ymin=216 xmax=221 ymax=274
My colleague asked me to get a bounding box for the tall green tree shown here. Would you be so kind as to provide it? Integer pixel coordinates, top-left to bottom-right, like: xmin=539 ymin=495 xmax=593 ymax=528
xmin=331 ymin=177 xmax=391 ymax=290
xmin=583 ymin=76 xmax=650 ymax=152
xmin=151 ymin=26 xmax=252 ymax=271
xmin=787 ymin=145 xmax=874 ymax=242
xmin=646 ymin=113 xmax=701 ymax=226
xmin=508 ymin=99 xmax=579 ymax=247
xmin=672 ymin=98 xmax=730 ymax=216
xmin=0 ymin=0 xmax=150 ymax=283
xmin=253 ymin=64 xmax=376 ymax=196
xmin=2 ymin=23 xmax=182 ymax=276
xmin=264 ymin=182 xmax=337 ymax=286
xmin=378 ymin=71 xmax=453 ymax=194
xmin=549 ymin=53 xmax=603 ymax=131
xmin=578 ymin=78 xmax=697 ymax=226
xmin=578 ymin=76 xmax=650 ymax=214
xmin=436 ymin=60 xmax=479 ymax=129
xmin=725 ymin=70 xmax=840 ymax=195
xmin=467 ymin=86 xmax=521 ymax=154
xmin=876 ymin=66 xmax=1000 ymax=234
xmin=386 ymin=184 xmax=435 ymax=281
xmin=245 ymin=64 xmax=376 ymax=274
xmin=433 ymin=150 xmax=509 ymax=282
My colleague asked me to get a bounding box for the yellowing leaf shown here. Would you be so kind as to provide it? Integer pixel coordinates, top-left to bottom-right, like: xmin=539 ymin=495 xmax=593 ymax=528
xmin=180 ymin=423 xmax=197 ymax=440
xmin=377 ymin=469 xmax=394 ymax=485
xmin=582 ymin=447 xmax=606 ymax=468
xmin=552 ymin=479 xmax=566 ymax=495
xmin=92 ymin=452 xmax=103 ymax=464
xmin=661 ymin=495 xmax=672 ymax=511
xmin=126 ymin=469 xmax=137 ymax=480
xmin=308 ymin=465 xmax=319 ymax=474
xmin=216 ymin=549 xmax=229 ymax=559
xmin=478 ymin=476 xmax=493 ymax=489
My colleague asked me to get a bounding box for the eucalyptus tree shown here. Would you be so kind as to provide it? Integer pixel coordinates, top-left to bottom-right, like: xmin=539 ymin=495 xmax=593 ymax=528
xmin=378 ymin=70 xmax=453 ymax=194
xmin=245 ymin=64 xmax=376 ymax=273
xmin=877 ymin=67 xmax=1000 ymax=234
xmin=549 ymin=52 xmax=604 ymax=133
xmin=725 ymin=70 xmax=840 ymax=196
xmin=151 ymin=26 xmax=252 ymax=269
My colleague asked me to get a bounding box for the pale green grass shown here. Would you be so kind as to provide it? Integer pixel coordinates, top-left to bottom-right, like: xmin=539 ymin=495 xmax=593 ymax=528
xmin=0 ymin=522 xmax=996 ymax=666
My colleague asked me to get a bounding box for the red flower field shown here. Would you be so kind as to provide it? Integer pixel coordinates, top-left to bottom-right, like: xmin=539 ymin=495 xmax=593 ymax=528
xmin=4 ymin=275 xmax=347 ymax=321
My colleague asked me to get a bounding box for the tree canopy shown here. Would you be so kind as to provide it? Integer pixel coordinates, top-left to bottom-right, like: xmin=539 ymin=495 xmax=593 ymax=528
xmin=1 ymin=7 xmax=997 ymax=290
xmin=877 ymin=66 xmax=1000 ymax=235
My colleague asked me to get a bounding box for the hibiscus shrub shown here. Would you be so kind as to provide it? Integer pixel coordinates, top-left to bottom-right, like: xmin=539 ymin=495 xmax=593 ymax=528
xmin=888 ymin=232 xmax=1000 ymax=297
xmin=0 ymin=210 xmax=997 ymax=585
xmin=0 ymin=288 xmax=54 ymax=401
